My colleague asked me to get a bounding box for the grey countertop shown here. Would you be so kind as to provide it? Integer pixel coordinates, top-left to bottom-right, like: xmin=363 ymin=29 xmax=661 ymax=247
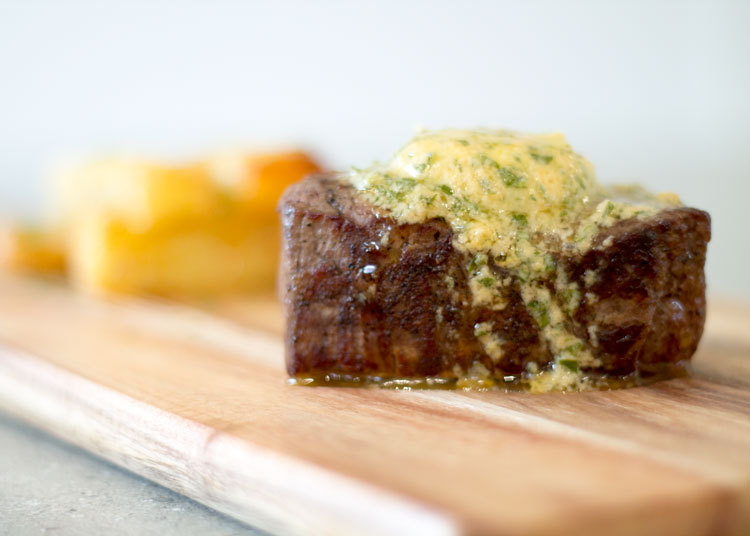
xmin=0 ymin=414 xmax=261 ymax=536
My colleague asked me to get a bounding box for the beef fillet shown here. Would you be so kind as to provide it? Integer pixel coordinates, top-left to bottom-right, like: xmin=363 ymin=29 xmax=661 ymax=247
xmin=278 ymin=174 xmax=710 ymax=383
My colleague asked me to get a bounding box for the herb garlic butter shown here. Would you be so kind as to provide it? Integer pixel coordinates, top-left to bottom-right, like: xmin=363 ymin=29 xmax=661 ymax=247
xmin=346 ymin=128 xmax=682 ymax=390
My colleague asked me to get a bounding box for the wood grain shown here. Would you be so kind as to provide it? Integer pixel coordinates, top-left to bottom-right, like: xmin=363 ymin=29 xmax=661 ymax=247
xmin=0 ymin=274 xmax=748 ymax=535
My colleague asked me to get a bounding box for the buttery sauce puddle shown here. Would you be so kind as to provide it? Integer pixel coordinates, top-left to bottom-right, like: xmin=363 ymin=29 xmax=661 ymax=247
xmin=290 ymin=362 xmax=691 ymax=393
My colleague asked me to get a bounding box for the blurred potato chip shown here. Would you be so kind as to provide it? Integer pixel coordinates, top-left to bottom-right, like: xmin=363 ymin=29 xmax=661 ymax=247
xmin=205 ymin=151 xmax=321 ymax=221
xmin=68 ymin=212 xmax=278 ymax=298
xmin=52 ymin=150 xmax=322 ymax=298
xmin=0 ymin=223 xmax=66 ymax=275
xmin=56 ymin=159 xmax=225 ymax=228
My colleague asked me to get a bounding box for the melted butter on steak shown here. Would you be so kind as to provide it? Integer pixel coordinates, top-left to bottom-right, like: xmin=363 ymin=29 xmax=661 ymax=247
xmin=343 ymin=128 xmax=684 ymax=390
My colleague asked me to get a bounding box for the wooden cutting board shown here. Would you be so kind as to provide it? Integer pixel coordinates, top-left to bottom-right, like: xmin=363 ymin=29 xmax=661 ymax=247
xmin=0 ymin=274 xmax=749 ymax=536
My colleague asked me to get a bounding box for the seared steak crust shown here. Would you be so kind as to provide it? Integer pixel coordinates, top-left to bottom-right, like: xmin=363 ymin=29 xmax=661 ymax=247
xmin=279 ymin=174 xmax=710 ymax=381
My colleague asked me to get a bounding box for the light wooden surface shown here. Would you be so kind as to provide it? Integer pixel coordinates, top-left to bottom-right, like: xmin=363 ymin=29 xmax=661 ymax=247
xmin=0 ymin=274 xmax=748 ymax=536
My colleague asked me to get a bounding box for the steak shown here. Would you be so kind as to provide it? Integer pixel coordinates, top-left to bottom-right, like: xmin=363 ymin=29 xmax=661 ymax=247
xmin=278 ymin=173 xmax=711 ymax=384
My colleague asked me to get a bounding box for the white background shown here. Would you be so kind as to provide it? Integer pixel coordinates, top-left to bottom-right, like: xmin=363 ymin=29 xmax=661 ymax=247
xmin=1 ymin=0 xmax=748 ymax=297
